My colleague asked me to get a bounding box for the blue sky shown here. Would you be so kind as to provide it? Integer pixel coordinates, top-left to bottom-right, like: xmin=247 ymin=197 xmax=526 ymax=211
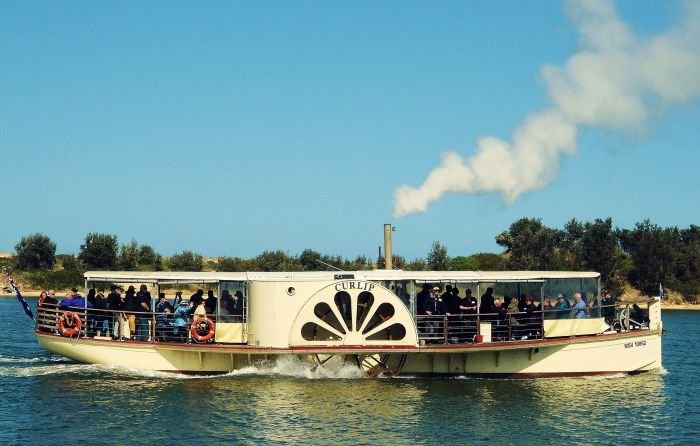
xmin=1 ymin=0 xmax=699 ymax=261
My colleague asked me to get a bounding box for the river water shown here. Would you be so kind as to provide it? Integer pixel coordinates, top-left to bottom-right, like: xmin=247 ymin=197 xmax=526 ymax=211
xmin=0 ymin=297 xmax=697 ymax=445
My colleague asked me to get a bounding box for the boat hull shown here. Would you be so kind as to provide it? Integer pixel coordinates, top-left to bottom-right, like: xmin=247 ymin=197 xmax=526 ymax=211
xmin=37 ymin=329 xmax=661 ymax=377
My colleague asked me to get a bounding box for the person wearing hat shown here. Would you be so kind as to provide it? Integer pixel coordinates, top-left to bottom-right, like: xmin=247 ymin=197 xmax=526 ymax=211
xmin=554 ymin=293 xmax=570 ymax=319
xmin=173 ymin=298 xmax=195 ymax=342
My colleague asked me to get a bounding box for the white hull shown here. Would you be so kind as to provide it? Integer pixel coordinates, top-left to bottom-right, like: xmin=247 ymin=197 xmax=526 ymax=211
xmin=37 ymin=329 xmax=661 ymax=377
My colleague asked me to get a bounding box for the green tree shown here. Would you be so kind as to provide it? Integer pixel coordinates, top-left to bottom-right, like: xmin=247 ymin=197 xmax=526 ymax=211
xmin=449 ymin=256 xmax=479 ymax=271
xmin=674 ymin=225 xmax=700 ymax=298
xmin=299 ymin=249 xmax=323 ymax=271
xmin=496 ymin=218 xmax=564 ymax=270
xmin=14 ymin=233 xmax=56 ymax=270
xmin=138 ymin=245 xmax=158 ymax=266
xmin=118 ymin=240 xmax=140 ymax=271
xmin=79 ymin=233 xmax=118 ymax=269
xmin=618 ymin=220 xmax=678 ymax=296
xmin=468 ymin=253 xmax=505 ymax=271
xmin=404 ymin=258 xmax=428 ymax=271
xmin=57 ymin=254 xmax=81 ymax=271
xmin=346 ymin=255 xmax=371 ymax=270
xmin=579 ymin=218 xmax=625 ymax=295
xmin=167 ymin=251 xmax=204 ymax=271
xmin=217 ymin=256 xmax=253 ymax=272
xmin=427 ymin=241 xmax=450 ymax=271
xmin=254 ymin=250 xmax=296 ymax=271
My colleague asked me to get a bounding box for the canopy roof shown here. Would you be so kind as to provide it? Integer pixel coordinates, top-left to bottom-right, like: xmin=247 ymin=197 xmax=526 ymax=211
xmin=84 ymin=270 xmax=599 ymax=283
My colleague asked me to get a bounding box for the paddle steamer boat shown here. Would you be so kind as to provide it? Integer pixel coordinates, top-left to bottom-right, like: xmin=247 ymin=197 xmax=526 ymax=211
xmin=35 ymin=268 xmax=662 ymax=377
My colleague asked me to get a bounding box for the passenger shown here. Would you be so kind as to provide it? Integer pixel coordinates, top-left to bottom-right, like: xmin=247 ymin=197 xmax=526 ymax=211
xmin=220 ymin=290 xmax=235 ymax=317
xmin=602 ymin=290 xmax=616 ymax=324
xmin=479 ymin=287 xmax=495 ymax=315
xmin=106 ymin=285 xmax=123 ymax=338
xmin=571 ymin=293 xmax=587 ymax=319
xmin=136 ymin=285 xmax=152 ymax=341
xmin=506 ymin=296 xmax=520 ymax=338
xmin=42 ymin=290 xmax=58 ymax=308
xmin=233 ymin=291 xmax=244 ymax=318
xmin=155 ymin=293 xmax=174 ymax=341
xmin=423 ymin=286 xmax=446 ymax=340
xmin=93 ymin=288 xmax=108 ymax=335
xmin=173 ymin=300 xmax=195 ymax=342
xmin=491 ymin=299 xmax=508 ymax=340
xmin=445 ymin=286 xmax=461 ymax=316
xmin=554 ymin=294 xmax=570 ymax=319
xmin=123 ymin=286 xmax=138 ymax=338
xmin=38 ymin=291 xmax=48 ymax=307
xmin=542 ymin=297 xmax=554 ymax=319
xmin=59 ymin=288 xmax=92 ymax=311
xmin=518 ymin=294 xmax=529 ymax=312
xmin=440 ymin=284 xmax=455 ymax=313
xmin=630 ymin=304 xmax=650 ymax=327
xmin=204 ymin=289 xmax=218 ymax=315
xmin=459 ymin=288 xmax=478 ymax=315
xmin=194 ymin=297 xmax=207 ymax=319
xmin=522 ymin=296 xmax=539 ymax=337
xmin=423 ymin=287 xmax=446 ymax=316
xmin=37 ymin=291 xmax=58 ymax=333
xmin=190 ymin=289 xmax=204 ymax=306
xmin=85 ymin=288 xmax=97 ymax=336
xmin=416 ymin=284 xmax=430 ymax=316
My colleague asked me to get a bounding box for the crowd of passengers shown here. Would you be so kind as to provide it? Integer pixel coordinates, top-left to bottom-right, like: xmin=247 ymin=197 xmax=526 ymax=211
xmin=37 ymin=285 xmax=245 ymax=342
xmin=416 ymin=285 xmax=623 ymax=342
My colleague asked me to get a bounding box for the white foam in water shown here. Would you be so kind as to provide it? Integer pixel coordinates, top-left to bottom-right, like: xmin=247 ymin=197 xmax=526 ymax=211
xmin=584 ymin=373 xmax=628 ymax=381
xmin=229 ymin=355 xmax=366 ymax=380
xmin=1 ymin=353 xmax=368 ymax=380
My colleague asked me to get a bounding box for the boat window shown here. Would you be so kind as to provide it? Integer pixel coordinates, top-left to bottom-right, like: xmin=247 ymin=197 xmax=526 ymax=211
xmin=220 ymin=281 xmax=247 ymax=322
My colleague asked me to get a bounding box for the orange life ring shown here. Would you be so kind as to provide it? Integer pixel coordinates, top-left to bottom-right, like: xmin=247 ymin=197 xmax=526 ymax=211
xmin=58 ymin=311 xmax=82 ymax=337
xmin=191 ymin=317 xmax=215 ymax=343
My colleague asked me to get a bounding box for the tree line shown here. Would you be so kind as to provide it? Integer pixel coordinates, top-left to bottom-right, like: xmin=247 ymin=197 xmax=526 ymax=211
xmin=5 ymin=217 xmax=700 ymax=300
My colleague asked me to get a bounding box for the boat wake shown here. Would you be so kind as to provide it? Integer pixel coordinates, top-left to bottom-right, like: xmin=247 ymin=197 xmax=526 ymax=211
xmin=227 ymin=355 xmax=367 ymax=380
xmin=1 ymin=354 xmax=367 ymax=380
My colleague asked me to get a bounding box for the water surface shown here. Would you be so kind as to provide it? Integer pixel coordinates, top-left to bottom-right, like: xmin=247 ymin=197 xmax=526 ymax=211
xmin=1 ymin=298 xmax=697 ymax=445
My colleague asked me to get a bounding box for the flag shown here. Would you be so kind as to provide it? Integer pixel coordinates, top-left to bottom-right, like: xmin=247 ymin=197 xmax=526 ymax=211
xmin=5 ymin=272 xmax=35 ymax=320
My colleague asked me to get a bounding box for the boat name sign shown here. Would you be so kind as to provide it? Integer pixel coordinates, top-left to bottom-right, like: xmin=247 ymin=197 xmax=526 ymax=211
xmin=334 ymin=281 xmax=376 ymax=292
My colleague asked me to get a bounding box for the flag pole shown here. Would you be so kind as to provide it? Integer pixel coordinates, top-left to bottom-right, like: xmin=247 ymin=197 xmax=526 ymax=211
xmin=3 ymin=268 xmax=35 ymax=321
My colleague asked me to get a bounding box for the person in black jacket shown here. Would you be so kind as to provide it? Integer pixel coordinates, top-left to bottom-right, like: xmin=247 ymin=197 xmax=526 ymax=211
xmin=106 ymin=285 xmax=123 ymax=338
xmin=123 ymin=286 xmax=138 ymax=338
xmin=136 ymin=285 xmax=152 ymax=341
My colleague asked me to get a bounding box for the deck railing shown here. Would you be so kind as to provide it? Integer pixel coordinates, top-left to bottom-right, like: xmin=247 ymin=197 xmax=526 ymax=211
xmin=35 ymin=301 xmax=644 ymax=345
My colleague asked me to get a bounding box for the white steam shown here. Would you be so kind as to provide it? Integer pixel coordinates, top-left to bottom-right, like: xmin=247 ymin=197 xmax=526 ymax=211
xmin=393 ymin=0 xmax=700 ymax=217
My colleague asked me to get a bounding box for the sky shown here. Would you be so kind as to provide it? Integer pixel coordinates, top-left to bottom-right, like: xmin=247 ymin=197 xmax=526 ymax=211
xmin=1 ymin=0 xmax=699 ymax=262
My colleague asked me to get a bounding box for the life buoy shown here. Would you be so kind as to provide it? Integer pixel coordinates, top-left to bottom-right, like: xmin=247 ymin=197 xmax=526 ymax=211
xmin=58 ymin=311 xmax=82 ymax=337
xmin=191 ymin=317 xmax=215 ymax=343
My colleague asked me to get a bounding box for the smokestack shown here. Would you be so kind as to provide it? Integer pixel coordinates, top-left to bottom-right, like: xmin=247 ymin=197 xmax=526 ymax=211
xmin=384 ymin=224 xmax=393 ymax=270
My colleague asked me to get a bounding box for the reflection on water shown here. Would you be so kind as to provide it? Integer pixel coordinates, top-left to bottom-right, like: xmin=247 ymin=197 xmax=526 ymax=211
xmin=0 ymin=299 xmax=698 ymax=445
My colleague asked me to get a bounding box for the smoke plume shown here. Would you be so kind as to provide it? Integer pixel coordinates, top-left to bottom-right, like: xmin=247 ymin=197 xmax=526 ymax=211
xmin=393 ymin=0 xmax=700 ymax=217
